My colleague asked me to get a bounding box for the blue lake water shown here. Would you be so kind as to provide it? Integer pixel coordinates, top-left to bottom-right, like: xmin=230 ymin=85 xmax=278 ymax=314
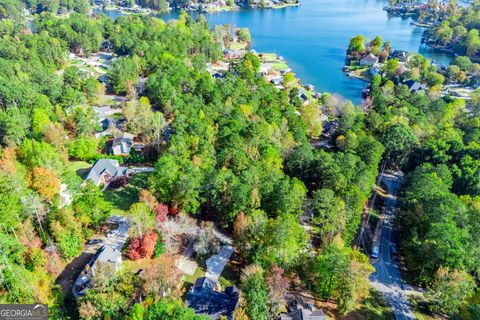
xmin=95 ymin=0 xmax=454 ymax=103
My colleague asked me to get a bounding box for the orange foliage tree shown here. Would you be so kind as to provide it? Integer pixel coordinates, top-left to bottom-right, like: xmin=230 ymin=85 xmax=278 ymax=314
xmin=28 ymin=167 xmax=61 ymax=201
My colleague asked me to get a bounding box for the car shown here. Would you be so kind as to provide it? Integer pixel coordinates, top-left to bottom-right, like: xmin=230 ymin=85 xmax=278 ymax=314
xmin=371 ymin=244 xmax=379 ymax=259
xmin=107 ymin=229 xmax=119 ymax=238
xmin=87 ymin=239 xmax=103 ymax=245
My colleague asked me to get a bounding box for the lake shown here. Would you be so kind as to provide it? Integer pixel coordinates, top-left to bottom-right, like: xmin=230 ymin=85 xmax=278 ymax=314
xmin=95 ymin=0 xmax=454 ymax=104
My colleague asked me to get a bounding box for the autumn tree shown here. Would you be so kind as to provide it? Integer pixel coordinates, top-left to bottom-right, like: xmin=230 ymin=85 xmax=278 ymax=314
xmin=28 ymin=167 xmax=61 ymax=202
xmin=142 ymin=254 xmax=182 ymax=299
xmin=266 ymin=264 xmax=289 ymax=318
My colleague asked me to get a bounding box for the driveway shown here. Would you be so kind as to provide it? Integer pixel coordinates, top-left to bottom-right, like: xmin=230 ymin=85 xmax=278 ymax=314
xmin=370 ymin=172 xmax=416 ymax=320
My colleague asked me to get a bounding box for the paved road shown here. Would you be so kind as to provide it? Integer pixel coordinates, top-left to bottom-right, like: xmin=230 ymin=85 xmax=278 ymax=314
xmin=370 ymin=172 xmax=416 ymax=320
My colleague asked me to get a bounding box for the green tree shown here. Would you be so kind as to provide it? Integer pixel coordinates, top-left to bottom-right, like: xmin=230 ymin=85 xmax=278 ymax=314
xmin=427 ymin=267 xmax=475 ymax=315
xmin=241 ymin=265 xmax=270 ymax=320
xmin=73 ymin=181 xmax=111 ymax=227
xmin=259 ymin=214 xmax=308 ymax=268
xmin=380 ymin=123 xmax=417 ymax=163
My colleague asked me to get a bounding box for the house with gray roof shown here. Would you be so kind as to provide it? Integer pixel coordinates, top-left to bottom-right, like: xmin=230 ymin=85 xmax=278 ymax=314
xmin=403 ymin=80 xmax=428 ymax=93
xmin=186 ymin=277 xmax=240 ymax=320
xmin=360 ymin=53 xmax=379 ymax=66
xmin=72 ymin=245 xmax=123 ymax=298
xmin=84 ymin=159 xmax=128 ymax=186
xmin=280 ymin=307 xmax=326 ymax=320
xmin=390 ymin=50 xmax=412 ymax=63
xmin=112 ymin=132 xmax=135 ymax=156
xmin=186 ymin=245 xmax=239 ymax=319
xmin=205 ymin=245 xmax=234 ymax=283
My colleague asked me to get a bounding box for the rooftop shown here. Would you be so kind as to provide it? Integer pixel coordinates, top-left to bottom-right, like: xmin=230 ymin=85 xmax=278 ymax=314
xmin=186 ymin=277 xmax=240 ymax=320
xmin=85 ymin=159 xmax=127 ymax=186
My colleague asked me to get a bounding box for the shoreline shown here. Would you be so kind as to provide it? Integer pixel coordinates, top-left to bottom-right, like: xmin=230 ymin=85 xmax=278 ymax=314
xmin=92 ymin=1 xmax=300 ymax=15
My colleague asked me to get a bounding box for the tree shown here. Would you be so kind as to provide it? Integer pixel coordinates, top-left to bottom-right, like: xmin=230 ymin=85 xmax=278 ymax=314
xmin=73 ymin=181 xmax=111 ymax=227
xmin=311 ymin=188 xmax=346 ymax=243
xmin=18 ymin=139 xmax=63 ymax=171
xmin=384 ymin=58 xmax=400 ymax=79
xmin=68 ymin=136 xmax=98 ymax=161
xmin=145 ymin=300 xmax=208 ymax=320
xmin=107 ymin=57 xmax=139 ymax=95
xmin=80 ymin=265 xmax=139 ymax=318
xmin=50 ymin=209 xmax=84 ymax=259
xmin=259 ymin=214 xmax=308 ymax=268
xmin=28 ymin=167 xmax=61 ymax=202
xmin=380 ymin=123 xmax=418 ymax=163
xmin=467 ymin=29 xmax=480 ymax=57
xmin=142 ymin=254 xmax=182 ymax=298
xmin=139 ymin=231 xmax=158 ymax=259
xmin=194 ymin=222 xmax=220 ymax=258
xmin=306 ymin=240 xmax=373 ymax=314
xmin=31 ymin=108 xmax=51 ymax=139
xmin=452 ymin=56 xmax=473 ymax=72
xmin=129 ymin=202 xmax=155 ymax=237
xmin=369 ymin=36 xmax=383 ymax=55
xmin=236 ymin=28 xmax=251 ymax=43
xmin=427 ymin=267 xmax=475 ymax=315
xmin=348 ymin=35 xmax=366 ymax=58
xmin=241 ymin=265 xmax=270 ymax=320
xmin=266 ymin=264 xmax=289 ymax=318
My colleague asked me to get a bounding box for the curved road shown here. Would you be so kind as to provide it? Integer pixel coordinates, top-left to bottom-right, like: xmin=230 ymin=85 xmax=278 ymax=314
xmin=369 ymin=172 xmax=416 ymax=320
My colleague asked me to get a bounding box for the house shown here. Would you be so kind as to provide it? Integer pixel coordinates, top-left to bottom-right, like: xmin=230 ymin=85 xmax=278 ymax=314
xmin=271 ymin=75 xmax=284 ymax=86
xmin=259 ymin=63 xmax=274 ymax=75
xmin=94 ymin=106 xmax=122 ymax=122
xmin=360 ymin=53 xmax=379 ymax=66
xmin=205 ymin=245 xmax=234 ymax=283
xmin=112 ymin=132 xmax=135 ymax=156
xmin=223 ymin=49 xmax=246 ymax=60
xmin=84 ymin=159 xmax=128 ymax=186
xmin=322 ymin=121 xmax=338 ymax=138
xmin=280 ymin=307 xmax=326 ymax=320
xmin=370 ymin=64 xmax=381 ymax=76
xmin=298 ymin=88 xmax=309 ymax=101
xmin=390 ymin=50 xmax=412 ymax=63
xmin=403 ymin=80 xmax=428 ymax=93
xmin=101 ymin=39 xmax=113 ymax=52
xmin=72 ymin=245 xmax=123 ymax=298
xmin=186 ymin=277 xmax=240 ymax=320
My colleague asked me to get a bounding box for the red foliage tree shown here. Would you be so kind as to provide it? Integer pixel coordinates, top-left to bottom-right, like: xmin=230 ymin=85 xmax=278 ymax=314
xmin=169 ymin=205 xmax=179 ymax=216
xmin=154 ymin=203 xmax=169 ymax=224
xmin=126 ymin=237 xmax=142 ymax=260
xmin=140 ymin=231 xmax=158 ymax=259
xmin=109 ymin=176 xmax=129 ymax=189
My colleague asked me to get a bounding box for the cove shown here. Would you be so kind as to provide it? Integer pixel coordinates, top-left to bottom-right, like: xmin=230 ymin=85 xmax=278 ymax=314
xmin=95 ymin=0 xmax=455 ymax=104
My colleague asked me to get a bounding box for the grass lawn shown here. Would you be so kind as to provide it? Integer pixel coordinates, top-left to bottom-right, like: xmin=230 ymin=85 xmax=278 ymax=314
xmin=272 ymin=61 xmax=289 ymax=71
xmin=183 ymin=266 xmax=206 ymax=285
xmin=103 ymin=173 xmax=151 ymax=215
xmin=94 ymin=95 xmax=116 ymax=106
xmin=64 ymin=160 xmax=91 ymax=178
xmin=230 ymin=41 xmax=248 ymax=51
xmin=347 ymin=288 xmax=395 ymax=320
xmin=259 ymin=53 xmax=290 ymax=71
xmin=124 ymin=258 xmax=157 ymax=273
xmin=409 ymin=295 xmax=447 ymax=320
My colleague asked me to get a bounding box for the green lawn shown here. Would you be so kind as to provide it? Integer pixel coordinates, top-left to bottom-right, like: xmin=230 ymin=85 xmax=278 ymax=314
xmin=94 ymin=95 xmax=116 ymax=106
xmin=183 ymin=266 xmax=206 ymax=285
xmin=350 ymin=288 xmax=395 ymax=320
xmin=103 ymin=173 xmax=151 ymax=215
xmin=230 ymin=41 xmax=248 ymax=51
xmin=64 ymin=161 xmax=91 ymax=178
